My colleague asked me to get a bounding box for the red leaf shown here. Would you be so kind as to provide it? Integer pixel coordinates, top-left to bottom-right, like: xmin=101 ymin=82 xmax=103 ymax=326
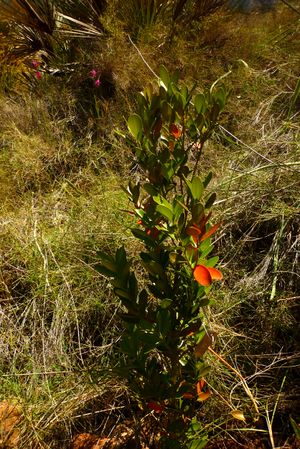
xmin=182 ymin=392 xmax=194 ymax=399
xmin=193 ymin=265 xmax=212 ymax=286
xmin=147 ymin=401 xmax=164 ymax=413
xmin=146 ymin=227 xmax=160 ymax=239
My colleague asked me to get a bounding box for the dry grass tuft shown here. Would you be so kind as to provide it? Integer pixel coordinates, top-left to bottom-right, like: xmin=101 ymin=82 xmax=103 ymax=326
xmin=0 ymin=1 xmax=299 ymax=447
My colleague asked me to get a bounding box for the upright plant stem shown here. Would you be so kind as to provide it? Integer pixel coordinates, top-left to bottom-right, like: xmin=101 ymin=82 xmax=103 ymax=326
xmin=192 ymin=141 xmax=204 ymax=177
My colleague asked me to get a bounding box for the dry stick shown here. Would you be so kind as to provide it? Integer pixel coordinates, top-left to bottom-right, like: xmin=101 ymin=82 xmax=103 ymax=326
xmin=208 ymin=346 xmax=260 ymax=416
xmin=279 ymin=0 xmax=300 ymax=15
xmin=219 ymin=125 xmax=278 ymax=165
xmin=72 ymin=406 xmax=125 ymax=420
xmin=220 ymin=125 xmax=300 ymax=173
xmin=218 ymin=161 xmax=300 ymax=188
xmin=128 ymin=35 xmax=159 ymax=80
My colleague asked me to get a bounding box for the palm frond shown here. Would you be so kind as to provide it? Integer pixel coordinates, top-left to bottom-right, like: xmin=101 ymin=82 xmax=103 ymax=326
xmin=53 ymin=0 xmax=107 ymax=34
xmin=5 ymin=25 xmax=54 ymax=62
xmin=56 ymin=12 xmax=105 ymax=38
xmin=0 ymin=0 xmax=56 ymax=35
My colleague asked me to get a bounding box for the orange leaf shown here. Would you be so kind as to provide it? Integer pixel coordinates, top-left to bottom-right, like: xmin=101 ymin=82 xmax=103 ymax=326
xmin=206 ymin=266 xmax=223 ymax=281
xmin=169 ymin=123 xmax=181 ymax=139
xmin=197 ymin=378 xmax=206 ymax=392
xmin=197 ymin=390 xmax=211 ymax=402
xmin=199 ymin=222 xmax=221 ymax=243
xmin=193 ymin=265 xmax=212 ymax=286
xmin=196 ymin=379 xmax=211 ymax=402
xmin=169 ymin=141 xmax=175 ymax=151
xmin=186 ymin=224 xmax=201 ymax=237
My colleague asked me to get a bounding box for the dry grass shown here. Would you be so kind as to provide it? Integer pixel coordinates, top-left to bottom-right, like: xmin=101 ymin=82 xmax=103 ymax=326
xmin=0 ymin=1 xmax=299 ymax=447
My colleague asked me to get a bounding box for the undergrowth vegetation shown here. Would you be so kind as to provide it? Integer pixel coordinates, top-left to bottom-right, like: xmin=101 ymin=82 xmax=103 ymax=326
xmin=0 ymin=0 xmax=299 ymax=448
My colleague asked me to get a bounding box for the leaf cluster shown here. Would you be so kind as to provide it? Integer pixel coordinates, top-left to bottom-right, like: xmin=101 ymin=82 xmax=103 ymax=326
xmin=96 ymin=66 xmax=227 ymax=445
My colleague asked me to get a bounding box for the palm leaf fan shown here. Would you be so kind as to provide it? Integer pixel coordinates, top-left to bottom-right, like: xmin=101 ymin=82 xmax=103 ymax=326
xmin=0 ymin=0 xmax=56 ymax=35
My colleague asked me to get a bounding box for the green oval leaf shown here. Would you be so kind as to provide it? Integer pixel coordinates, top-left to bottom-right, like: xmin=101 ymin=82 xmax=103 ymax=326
xmin=203 ymin=171 xmax=213 ymax=188
xmin=205 ymin=192 xmax=217 ymax=209
xmin=127 ymin=113 xmax=143 ymax=140
xmin=159 ymin=65 xmax=170 ymax=90
xmin=156 ymin=204 xmax=173 ymax=222
xmin=194 ymin=93 xmax=205 ymax=114
xmin=191 ymin=176 xmax=204 ymax=200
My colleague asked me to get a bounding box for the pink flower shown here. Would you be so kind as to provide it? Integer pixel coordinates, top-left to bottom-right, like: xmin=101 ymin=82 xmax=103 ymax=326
xmin=32 ymin=60 xmax=40 ymax=68
xmin=95 ymin=79 xmax=101 ymax=88
xmin=35 ymin=71 xmax=42 ymax=80
xmin=89 ymin=69 xmax=97 ymax=78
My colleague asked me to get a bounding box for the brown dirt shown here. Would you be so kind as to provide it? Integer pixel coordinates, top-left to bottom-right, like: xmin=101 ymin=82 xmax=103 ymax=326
xmin=71 ymin=433 xmax=109 ymax=449
xmin=71 ymin=425 xmax=137 ymax=449
xmin=0 ymin=400 xmax=22 ymax=449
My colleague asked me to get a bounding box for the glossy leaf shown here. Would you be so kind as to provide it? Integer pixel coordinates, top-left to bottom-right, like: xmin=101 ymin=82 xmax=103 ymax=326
xmin=206 ymin=256 xmax=219 ymax=267
xmin=114 ymin=288 xmax=132 ymax=301
xmin=128 ymin=273 xmax=138 ymax=300
xmin=128 ymin=113 xmax=143 ymax=140
xmin=196 ymin=379 xmax=211 ymax=402
xmin=206 ymin=266 xmax=223 ymax=281
xmin=156 ymin=205 xmax=173 ymax=222
xmin=119 ymin=312 xmax=140 ymax=324
xmin=193 ymin=265 xmax=212 ymax=286
xmin=160 ymin=298 xmax=172 ymax=309
xmin=191 ymin=176 xmax=204 ymax=200
xmin=199 ymin=222 xmax=221 ymax=242
xmin=116 ymin=246 xmax=127 ymax=270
